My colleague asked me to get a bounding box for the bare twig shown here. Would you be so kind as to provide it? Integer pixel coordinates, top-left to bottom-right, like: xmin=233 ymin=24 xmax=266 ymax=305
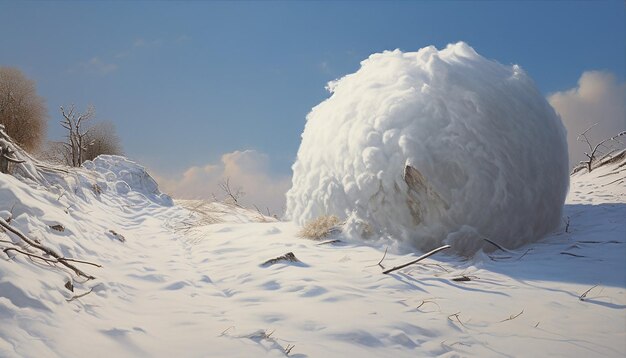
xmin=561 ymin=252 xmax=585 ymax=258
xmin=416 ymin=300 xmax=441 ymax=312
xmin=316 ymin=239 xmax=341 ymax=246
xmin=579 ymin=285 xmax=598 ymax=301
xmin=499 ymin=309 xmax=524 ymax=322
xmin=66 ymin=286 xmax=97 ymax=302
xmin=284 ymin=344 xmax=295 ymax=355
xmin=576 ymin=240 xmax=620 ymax=244
xmin=516 ymin=248 xmax=533 ymax=261
xmin=61 ymin=257 xmax=102 ymax=268
xmin=377 ymin=246 xmax=388 ymax=269
xmin=219 ymin=178 xmax=244 ymax=207
xmin=3 ymin=247 xmax=57 ymax=264
xmin=219 ymin=326 xmax=235 ymax=337
xmin=382 ymin=245 xmax=451 ymax=274
xmin=420 ymin=263 xmax=450 ymax=272
xmin=448 ymin=312 xmax=467 ymax=328
xmin=483 ymin=238 xmax=514 ymax=253
xmin=7 ymin=201 xmax=17 ymax=223
xmin=0 ymin=218 xmax=95 ymax=279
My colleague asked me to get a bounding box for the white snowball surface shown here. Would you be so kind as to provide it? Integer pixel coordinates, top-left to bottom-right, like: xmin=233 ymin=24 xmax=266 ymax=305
xmin=286 ymin=42 xmax=569 ymax=255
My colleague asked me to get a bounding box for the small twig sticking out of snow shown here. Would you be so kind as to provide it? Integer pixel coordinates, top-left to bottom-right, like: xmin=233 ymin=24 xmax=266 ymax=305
xmin=416 ymin=300 xmax=441 ymax=312
xmin=6 ymin=201 xmax=17 ymax=223
xmin=516 ymin=248 xmax=533 ymax=261
xmin=252 ymin=204 xmax=270 ymax=223
xmin=448 ymin=312 xmax=467 ymax=328
xmin=563 ymin=216 xmax=570 ymax=233
xmin=483 ymin=238 xmax=514 ymax=253
xmin=382 ymin=245 xmax=451 ymax=274
xmin=219 ymin=177 xmax=244 ymax=207
xmin=377 ymin=246 xmax=388 ymax=269
xmin=421 ymin=263 xmax=450 ymax=272
xmin=66 ymin=286 xmax=97 ymax=302
xmin=219 ymin=326 xmax=235 ymax=337
xmin=284 ymin=344 xmax=295 ymax=355
xmin=499 ymin=309 xmax=524 ymax=322
xmin=561 ymin=252 xmax=585 ymax=258
xmin=316 ymin=239 xmax=341 ymax=246
xmin=577 ymin=240 xmax=621 ymax=244
xmin=579 ymin=285 xmax=598 ymax=301
xmin=534 ymin=322 xmax=540 ymax=328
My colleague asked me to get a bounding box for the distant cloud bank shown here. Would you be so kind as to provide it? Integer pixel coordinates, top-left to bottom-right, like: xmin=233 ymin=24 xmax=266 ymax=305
xmin=153 ymin=150 xmax=291 ymax=216
xmin=549 ymin=71 xmax=626 ymax=167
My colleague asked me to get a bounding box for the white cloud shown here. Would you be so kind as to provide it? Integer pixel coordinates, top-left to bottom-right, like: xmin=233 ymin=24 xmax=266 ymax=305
xmin=549 ymin=71 xmax=626 ymax=167
xmin=152 ymin=150 xmax=292 ymax=216
xmin=81 ymin=57 xmax=118 ymax=75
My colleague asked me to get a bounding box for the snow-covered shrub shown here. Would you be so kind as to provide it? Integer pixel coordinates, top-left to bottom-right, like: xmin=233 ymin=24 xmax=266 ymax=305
xmin=286 ymin=42 xmax=569 ymax=255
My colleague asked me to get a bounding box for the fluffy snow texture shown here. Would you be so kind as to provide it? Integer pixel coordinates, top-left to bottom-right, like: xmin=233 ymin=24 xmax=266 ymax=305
xmin=286 ymin=42 xmax=569 ymax=255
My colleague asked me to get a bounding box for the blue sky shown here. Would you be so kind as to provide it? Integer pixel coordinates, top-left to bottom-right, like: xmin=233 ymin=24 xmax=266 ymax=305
xmin=1 ymin=1 xmax=624 ymax=209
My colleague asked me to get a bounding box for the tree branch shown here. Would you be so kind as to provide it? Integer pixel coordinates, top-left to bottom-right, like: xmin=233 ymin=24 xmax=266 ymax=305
xmin=382 ymin=245 xmax=451 ymax=274
xmin=0 ymin=218 xmax=96 ymax=279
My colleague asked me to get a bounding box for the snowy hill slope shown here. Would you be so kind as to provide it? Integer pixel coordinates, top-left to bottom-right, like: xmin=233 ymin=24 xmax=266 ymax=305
xmin=0 ymin=148 xmax=625 ymax=357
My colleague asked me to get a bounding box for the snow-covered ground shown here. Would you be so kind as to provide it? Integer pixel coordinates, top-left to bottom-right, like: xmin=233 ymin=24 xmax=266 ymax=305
xmin=1 ymin=150 xmax=625 ymax=357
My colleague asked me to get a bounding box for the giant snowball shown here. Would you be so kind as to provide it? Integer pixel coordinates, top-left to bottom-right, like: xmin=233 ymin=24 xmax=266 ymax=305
xmin=286 ymin=42 xmax=569 ymax=255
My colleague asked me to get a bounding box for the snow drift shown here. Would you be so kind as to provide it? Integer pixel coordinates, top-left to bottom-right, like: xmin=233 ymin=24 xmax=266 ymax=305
xmin=286 ymin=42 xmax=569 ymax=255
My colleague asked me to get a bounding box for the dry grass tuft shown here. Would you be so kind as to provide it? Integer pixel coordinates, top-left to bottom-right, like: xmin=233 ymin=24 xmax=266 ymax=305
xmin=299 ymin=215 xmax=342 ymax=240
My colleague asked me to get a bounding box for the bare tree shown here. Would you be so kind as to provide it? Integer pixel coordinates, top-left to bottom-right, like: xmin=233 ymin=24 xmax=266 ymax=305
xmin=577 ymin=123 xmax=626 ymax=172
xmin=0 ymin=67 xmax=48 ymax=152
xmin=59 ymin=104 xmax=95 ymax=167
xmin=42 ymin=113 xmax=123 ymax=167
xmin=83 ymin=121 xmax=123 ymax=161
xmin=218 ymin=177 xmax=244 ymax=207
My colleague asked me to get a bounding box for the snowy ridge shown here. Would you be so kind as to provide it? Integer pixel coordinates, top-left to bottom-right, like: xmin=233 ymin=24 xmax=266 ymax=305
xmin=569 ymin=149 xmax=626 ymax=204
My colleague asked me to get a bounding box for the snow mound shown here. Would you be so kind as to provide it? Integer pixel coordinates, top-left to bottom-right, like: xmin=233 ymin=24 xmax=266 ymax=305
xmin=286 ymin=42 xmax=569 ymax=255
xmin=83 ymin=155 xmax=173 ymax=206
